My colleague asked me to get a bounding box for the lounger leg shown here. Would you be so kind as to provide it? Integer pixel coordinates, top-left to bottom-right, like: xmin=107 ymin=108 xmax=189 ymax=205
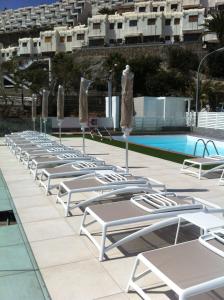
xmin=126 ymin=256 xmax=151 ymax=300
xmin=99 ymin=225 xmax=107 ymax=261
xmin=46 ymin=178 xmax=50 ymax=195
xmin=79 ymin=209 xmax=88 ymax=235
xmin=65 ymin=193 xmax=71 ymax=217
xmin=56 ymin=186 xmax=61 ymax=203
xmin=126 ymin=257 xmax=140 ymax=292
xmin=219 ymin=170 xmax=224 ymax=185
xmin=174 ymin=218 xmax=181 ymax=244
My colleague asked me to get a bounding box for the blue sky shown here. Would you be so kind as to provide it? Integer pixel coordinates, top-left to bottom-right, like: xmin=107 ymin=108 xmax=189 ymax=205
xmin=0 ymin=0 xmax=57 ymax=10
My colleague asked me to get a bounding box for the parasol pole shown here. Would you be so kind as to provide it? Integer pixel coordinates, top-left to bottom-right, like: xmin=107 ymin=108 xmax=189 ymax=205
xmin=57 ymin=85 xmax=64 ymax=144
xmin=81 ymin=124 xmax=86 ymax=154
xmin=31 ymin=94 xmax=37 ymax=132
xmin=42 ymin=89 xmax=49 ymax=138
xmin=79 ymin=77 xmax=93 ymax=154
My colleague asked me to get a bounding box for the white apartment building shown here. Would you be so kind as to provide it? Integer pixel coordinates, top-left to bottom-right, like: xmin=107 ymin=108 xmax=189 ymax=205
xmin=40 ymin=25 xmax=88 ymax=54
xmin=0 ymin=0 xmax=91 ymax=33
xmin=87 ymin=1 xmax=205 ymax=45
xmin=1 ymin=46 xmax=18 ymax=61
xmin=18 ymin=37 xmax=41 ymax=56
xmin=0 ymin=0 xmax=220 ymax=61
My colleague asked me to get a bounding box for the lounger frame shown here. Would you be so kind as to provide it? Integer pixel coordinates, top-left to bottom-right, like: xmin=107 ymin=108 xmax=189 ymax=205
xmin=80 ymin=194 xmax=223 ymax=261
xmin=181 ymin=156 xmax=224 ymax=179
xmin=56 ymin=172 xmax=166 ymax=217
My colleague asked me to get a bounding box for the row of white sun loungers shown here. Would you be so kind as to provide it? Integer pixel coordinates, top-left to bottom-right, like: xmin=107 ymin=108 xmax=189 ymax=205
xmin=5 ymin=130 xmax=224 ymax=300
xmin=181 ymin=155 xmax=224 ymax=184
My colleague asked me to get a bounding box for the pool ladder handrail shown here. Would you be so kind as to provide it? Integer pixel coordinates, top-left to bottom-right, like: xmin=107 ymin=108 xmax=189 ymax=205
xmin=203 ymin=140 xmax=219 ymax=157
xmin=193 ymin=138 xmax=219 ymax=157
xmin=103 ymin=127 xmax=113 ymax=141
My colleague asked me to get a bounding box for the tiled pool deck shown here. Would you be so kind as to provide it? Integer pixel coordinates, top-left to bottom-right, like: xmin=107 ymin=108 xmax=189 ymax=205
xmin=0 ymin=136 xmax=224 ymax=300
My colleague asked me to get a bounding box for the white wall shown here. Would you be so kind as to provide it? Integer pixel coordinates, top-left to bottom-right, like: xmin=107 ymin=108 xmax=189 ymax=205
xmin=50 ymin=117 xmax=113 ymax=129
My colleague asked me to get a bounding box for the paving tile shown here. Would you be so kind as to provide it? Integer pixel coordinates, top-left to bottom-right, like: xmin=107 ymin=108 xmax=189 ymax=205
xmin=17 ymin=205 xmax=61 ymax=223
xmin=31 ymin=235 xmax=92 ymax=268
xmin=23 ymin=218 xmax=74 ymax=242
xmin=12 ymin=194 xmax=52 ymax=209
xmin=41 ymin=258 xmax=122 ymax=300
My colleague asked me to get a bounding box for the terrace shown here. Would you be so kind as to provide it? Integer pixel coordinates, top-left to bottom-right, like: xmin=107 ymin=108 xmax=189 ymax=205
xmin=0 ymin=134 xmax=223 ymax=299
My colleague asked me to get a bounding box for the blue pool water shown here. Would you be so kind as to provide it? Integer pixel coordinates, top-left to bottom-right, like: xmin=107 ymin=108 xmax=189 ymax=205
xmin=113 ymin=135 xmax=224 ymax=157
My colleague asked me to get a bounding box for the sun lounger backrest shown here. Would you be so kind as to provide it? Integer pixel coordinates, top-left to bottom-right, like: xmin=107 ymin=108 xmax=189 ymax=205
xmin=74 ymin=161 xmax=98 ymax=169
xmin=199 ymin=231 xmax=224 ymax=258
xmin=58 ymin=153 xmax=79 ymax=159
xmin=99 ymin=173 xmax=128 ymax=183
xmin=130 ymin=193 xmax=203 ymax=213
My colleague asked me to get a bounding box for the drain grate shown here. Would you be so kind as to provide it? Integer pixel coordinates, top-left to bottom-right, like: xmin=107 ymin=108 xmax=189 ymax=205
xmin=0 ymin=210 xmax=16 ymax=226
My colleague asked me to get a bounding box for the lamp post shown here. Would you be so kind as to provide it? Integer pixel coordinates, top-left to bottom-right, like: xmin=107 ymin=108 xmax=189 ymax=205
xmin=107 ymin=64 xmax=117 ymax=118
xmin=195 ymin=47 xmax=224 ymax=127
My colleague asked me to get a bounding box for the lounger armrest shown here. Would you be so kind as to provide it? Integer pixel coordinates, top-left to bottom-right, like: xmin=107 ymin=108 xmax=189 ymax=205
xmin=114 ymin=166 xmax=126 ymax=173
xmin=182 ymin=276 xmax=224 ymax=299
xmin=193 ymin=197 xmax=223 ymax=210
xmin=146 ymin=177 xmax=166 ymax=188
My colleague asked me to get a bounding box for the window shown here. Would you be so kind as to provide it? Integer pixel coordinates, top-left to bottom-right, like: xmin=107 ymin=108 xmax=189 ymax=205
xmin=2 ymin=53 xmax=5 ymax=57
xmin=22 ymin=42 xmax=27 ymax=47
xmin=129 ymin=20 xmax=137 ymax=26
xmin=109 ymin=23 xmax=114 ymax=29
xmin=139 ymin=6 xmax=146 ymax=12
xmin=117 ymin=22 xmax=122 ymax=29
xmin=7 ymin=53 xmax=9 ymax=56
xmin=148 ymin=18 xmax=156 ymax=25
xmin=67 ymin=36 xmax=72 ymax=42
xmin=174 ymin=35 xmax=180 ymax=42
xmin=39 ymin=42 xmax=41 ymax=46
xmin=174 ymin=18 xmax=180 ymax=25
xmin=77 ymin=33 xmax=84 ymax=40
xmin=160 ymin=6 xmax=164 ymax=11
xmin=109 ymin=39 xmax=115 ymax=44
xmin=33 ymin=42 xmax=37 ymax=47
xmin=152 ymin=7 xmax=158 ymax=12
xmin=189 ymin=15 xmax=198 ymax=22
xmin=165 ymin=35 xmax=171 ymax=40
xmin=60 ymin=36 xmax=65 ymax=43
xmin=93 ymin=22 xmax=100 ymax=29
xmin=171 ymin=4 xmax=178 ymax=10
xmin=117 ymin=38 xmax=123 ymax=43
xmin=45 ymin=36 xmax=52 ymax=43
xmin=165 ymin=19 xmax=171 ymax=25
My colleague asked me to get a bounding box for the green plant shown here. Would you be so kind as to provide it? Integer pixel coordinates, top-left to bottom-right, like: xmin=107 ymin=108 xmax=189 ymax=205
xmin=167 ymin=47 xmax=199 ymax=72
xmin=204 ymin=11 xmax=224 ymax=45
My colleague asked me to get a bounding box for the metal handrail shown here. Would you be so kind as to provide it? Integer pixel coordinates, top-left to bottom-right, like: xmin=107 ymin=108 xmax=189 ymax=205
xmin=203 ymin=140 xmax=219 ymax=157
xmin=96 ymin=128 xmax=103 ymax=140
xmin=193 ymin=138 xmax=210 ymax=157
xmin=103 ymin=127 xmax=112 ymax=141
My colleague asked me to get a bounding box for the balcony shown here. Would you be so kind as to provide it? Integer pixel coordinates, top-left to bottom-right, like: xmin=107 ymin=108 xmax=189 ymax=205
xmin=182 ymin=0 xmax=200 ymax=8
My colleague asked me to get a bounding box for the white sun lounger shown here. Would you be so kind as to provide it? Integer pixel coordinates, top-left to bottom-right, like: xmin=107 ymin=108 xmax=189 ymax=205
xmin=30 ymin=152 xmax=96 ymax=179
xmin=56 ymin=171 xmax=166 ymax=217
xmin=80 ymin=192 xmax=223 ymax=261
xmin=127 ymin=230 xmax=224 ymax=300
xmin=16 ymin=142 xmax=60 ymax=160
xmin=21 ymin=146 xmax=79 ymax=168
xmin=6 ymin=135 xmax=47 ymax=151
xmin=181 ymin=155 xmax=224 ymax=179
xmin=10 ymin=137 xmax=55 ymax=154
xmin=39 ymin=160 xmax=125 ymax=194
xmin=5 ymin=131 xmax=39 ymax=145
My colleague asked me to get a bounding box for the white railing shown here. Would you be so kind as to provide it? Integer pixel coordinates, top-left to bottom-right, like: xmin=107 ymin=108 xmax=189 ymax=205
xmin=133 ymin=116 xmax=187 ymax=131
xmin=187 ymin=112 xmax=224 ymax=130
xmin=50 ymin=117 xmax=113 ymax=129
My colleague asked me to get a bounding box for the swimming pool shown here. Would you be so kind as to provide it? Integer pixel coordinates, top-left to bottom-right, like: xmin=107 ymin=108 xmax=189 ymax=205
xmin=113 ymin=135 xmax=224 ymax=157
